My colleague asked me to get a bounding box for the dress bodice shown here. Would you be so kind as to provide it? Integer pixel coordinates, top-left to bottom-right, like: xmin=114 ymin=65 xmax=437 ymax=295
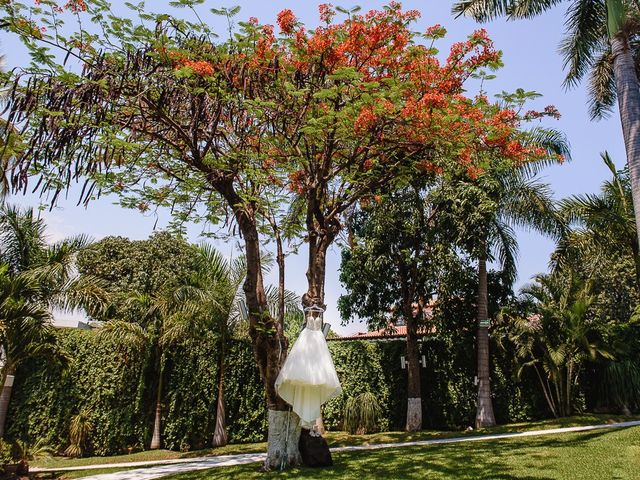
xmin=306 ymin=315 xmax=323 ymax=331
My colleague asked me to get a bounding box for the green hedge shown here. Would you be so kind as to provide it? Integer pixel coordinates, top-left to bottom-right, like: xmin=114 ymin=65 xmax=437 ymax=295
xmin=8 ymin=329 xmax=546 ymax=456
xmin=8 ymin=330 xmax=149 ymax=456
xmin=325 ymin=334 xmax=547 ymax=432
xmin=7 ymin=330 xmax=266 ymax=455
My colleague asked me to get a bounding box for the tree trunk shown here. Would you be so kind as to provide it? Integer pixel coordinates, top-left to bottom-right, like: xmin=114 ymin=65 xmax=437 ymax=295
xmin=273 ymin=217 xmax=286 ymax=326
xmin=211 ymin=178 xmax=298 ymax=468
xmin=0 ymin=370 xmax=15 ymax=438
xmin=475 ymin=249 xmax=496 ymax=428
xmin=630 ymin=238 xmax=640 ymax=291
xmin=402 ymin=288 xmax=422 ymax=431
xmin=533 ymin=364 xmax=558 ymax=418
xmin=150 ymin=356 xmax=164 ymax=450
xmin=225 ymin=193 xmax=298 ymax=469
xmin=244 ymin=225 xmax=298 ymax=469
xmin=212 ymin=330 xmax=228 ymax=448
xmin=303 ymin=231 xmax=333 ymax=310
xmin=265 ymin=410 xmax=302 ymax=471
xmin=301 ymin=214 xmax=338 ymax=436
xmin=612 ymin=33 xmax=640 ymax=248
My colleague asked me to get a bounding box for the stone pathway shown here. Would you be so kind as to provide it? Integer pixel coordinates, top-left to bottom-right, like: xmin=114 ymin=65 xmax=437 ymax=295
xmin=36 ymin=420 xmax=640 ymax=480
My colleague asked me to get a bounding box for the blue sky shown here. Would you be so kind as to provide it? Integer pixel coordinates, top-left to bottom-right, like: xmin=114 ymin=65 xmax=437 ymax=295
xmin=0 ymin=1 xmax=626 ymax=333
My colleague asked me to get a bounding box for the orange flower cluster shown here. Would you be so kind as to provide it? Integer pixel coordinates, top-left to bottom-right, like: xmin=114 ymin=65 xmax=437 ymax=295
xmin=64 ymin=0 xmax=87 ymax=13
xmin=319 ymin=4 xmax=335 ymax=24
xmin=354 ymin=107 xmax=377 ymax=133
xmin=238 ymin=4 xmax=561 ymax=185
xmin=160 ymin=49 xmax=214 ymax=78
xmin=277 ymin=9 xmax=296 ymax=35
xmin=181 ymin=60 xmax=214 ymax=77
xmin=288 ymin=169 xmax=306 ymax=194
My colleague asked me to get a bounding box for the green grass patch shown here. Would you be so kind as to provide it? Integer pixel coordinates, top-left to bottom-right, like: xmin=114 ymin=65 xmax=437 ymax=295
xmin=58 ymin=466 xmax=142 ymax=479
xmin=31 ymin=442 xmax=267 ymax=469
xmin=323 ymin=413 xmax=638 ymax=447
xmin=163 ymin=425 xmax=640 ymax=480
xmin=31 ymin=414 xmax=639 ymax=473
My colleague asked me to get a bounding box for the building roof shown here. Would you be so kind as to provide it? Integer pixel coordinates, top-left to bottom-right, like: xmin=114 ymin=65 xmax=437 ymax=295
xmin=328 ymin=323 xmax=436 ymax=342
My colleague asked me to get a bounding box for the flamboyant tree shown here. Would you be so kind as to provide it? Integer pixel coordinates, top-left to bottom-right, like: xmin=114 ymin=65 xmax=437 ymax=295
xmin=0 ymin=0 xmax=561 ymax=466
xmin=247 ymin=4 xmax=560 ymax=314
xmin=0 ymin=0 xmax=299 ymax=467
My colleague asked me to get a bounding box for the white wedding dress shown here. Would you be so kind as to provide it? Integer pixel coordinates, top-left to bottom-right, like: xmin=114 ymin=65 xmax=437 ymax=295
xmin=275 ymin=315 xmax=342 ymax=426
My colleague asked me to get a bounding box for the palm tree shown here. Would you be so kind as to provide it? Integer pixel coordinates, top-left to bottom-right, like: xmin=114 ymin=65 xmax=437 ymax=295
xmin=0 ymin=264 xmax=59 ymax=437
xmin=99 ymin=288 xmax=188 ymax=450
xmin=437 ymin=159 xmax=564 ymax=427
xmin=555 ymin=152 xmax=639 ymax=284
xmin=453 ymin=0 xmax=640 ymax=250
xmin=0 ymin=204 xmax=105 ymax=436
xmin=503 ymin=273 xmax=612 ymax=417
xmin=101 ymin=245 xmax=301 ymax=450
xmin=179 ymin=246 xmax=245 ymax=449
xmin=180 ymin=245 xmax=302 ymax=448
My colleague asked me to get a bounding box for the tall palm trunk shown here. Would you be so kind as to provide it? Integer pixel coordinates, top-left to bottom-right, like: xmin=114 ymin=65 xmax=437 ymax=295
xmin=0 ymin=368 xmax=15 ymax=437
xmin=475 ymin=247 xmax=496 ymax=428
xmin=150 ymin=354 xmax=164 ymax=450
xmin=212 ymin=329 xmax=228 ymax=447
xmin=611 ymin=33 xmax=640 ymax=248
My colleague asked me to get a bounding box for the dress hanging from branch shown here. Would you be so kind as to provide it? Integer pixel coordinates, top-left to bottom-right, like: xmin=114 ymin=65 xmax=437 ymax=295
xmin=275 ymin=306 xmax=341 ymax=427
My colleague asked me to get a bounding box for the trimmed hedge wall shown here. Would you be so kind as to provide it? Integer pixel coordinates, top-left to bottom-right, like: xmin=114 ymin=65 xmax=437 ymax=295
xmin=7 ymin=328 xmax=545 ymax=455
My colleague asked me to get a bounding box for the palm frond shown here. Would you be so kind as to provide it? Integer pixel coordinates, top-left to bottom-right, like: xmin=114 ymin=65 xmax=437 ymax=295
xmin=98 ymin=320 xmax=149 ymax=351
xmin=560 ymin=0 xmax=608 ymax=88
xmin=452 ymin=0 xmax=515 ymax=20
xmin=587 ymin=48 xmax=616 ymax=119
xmin=501 ymin=173 xmax=562 ymax=238
xmin=490 ymin=219 xmax=518 ymax=282
xmin=452 ymin=0 xmax=563 ymax=21
xmin=508 ymin=0 xmax=565 ymax=19
xmin=519 ymin=127 xmax=571 ymax=176
xmin=0 ymin=204 xmax=47 ymax=274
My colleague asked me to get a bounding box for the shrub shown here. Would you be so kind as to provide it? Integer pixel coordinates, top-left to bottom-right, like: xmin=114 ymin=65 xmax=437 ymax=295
xmin=65 ymin=409 xmax=93 ymax=458
xmin=344 ymin=392 xmax=381 ymax=434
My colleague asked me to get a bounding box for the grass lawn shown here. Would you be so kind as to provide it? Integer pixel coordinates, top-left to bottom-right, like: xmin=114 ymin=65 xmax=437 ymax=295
xmin=161 ymin=424 xmax=640 ymax=480
xmin=31 ymin=442 xmax=268 ymax=469
xmin=30 ymin=414 xmax=639 ymax=477
xmin=35 ymin=466 xmax=142 ymax=479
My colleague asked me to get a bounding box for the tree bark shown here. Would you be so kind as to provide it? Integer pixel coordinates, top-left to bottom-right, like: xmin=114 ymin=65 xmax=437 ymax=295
xmin=214 ymin=179 xmax=299 ymax=469
xmin=612 ymin=33 xmax=640 ymax=249
xmin=272 ymin=216 xmax=286 ymax=326
xmin=0 ymin=370 xmax=15 ymax=438
xmin=265 ymin=410 xmax=302 ymax=471
xmin=402 ymin=283 xmax=422 ymax=432
xmin=303 ymin=230 xmax=333 ymax=310
xmin=475 ymin=248 xmax=496 ymax=428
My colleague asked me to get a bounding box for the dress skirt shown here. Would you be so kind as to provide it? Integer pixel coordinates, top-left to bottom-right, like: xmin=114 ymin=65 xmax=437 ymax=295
xmin=275 ymin=327 xmax=342 ymax=424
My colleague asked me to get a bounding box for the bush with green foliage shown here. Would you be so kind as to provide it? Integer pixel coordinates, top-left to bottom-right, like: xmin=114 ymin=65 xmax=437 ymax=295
xmin=344 ymin=392 xmax=381 ymax=435
xmin=6 ymin=328 xmax=557 ymax=455
xmin=7 ymin=329 xmax=267 ymax=455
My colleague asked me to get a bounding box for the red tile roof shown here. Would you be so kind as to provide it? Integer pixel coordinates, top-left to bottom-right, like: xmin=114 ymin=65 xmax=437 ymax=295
xmin=328 ymin=323 xmax=436 ymax=342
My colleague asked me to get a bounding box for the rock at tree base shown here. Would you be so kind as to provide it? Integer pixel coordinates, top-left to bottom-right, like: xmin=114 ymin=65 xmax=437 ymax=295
xmin=299 ymin=428 xmax=333 ymax=467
